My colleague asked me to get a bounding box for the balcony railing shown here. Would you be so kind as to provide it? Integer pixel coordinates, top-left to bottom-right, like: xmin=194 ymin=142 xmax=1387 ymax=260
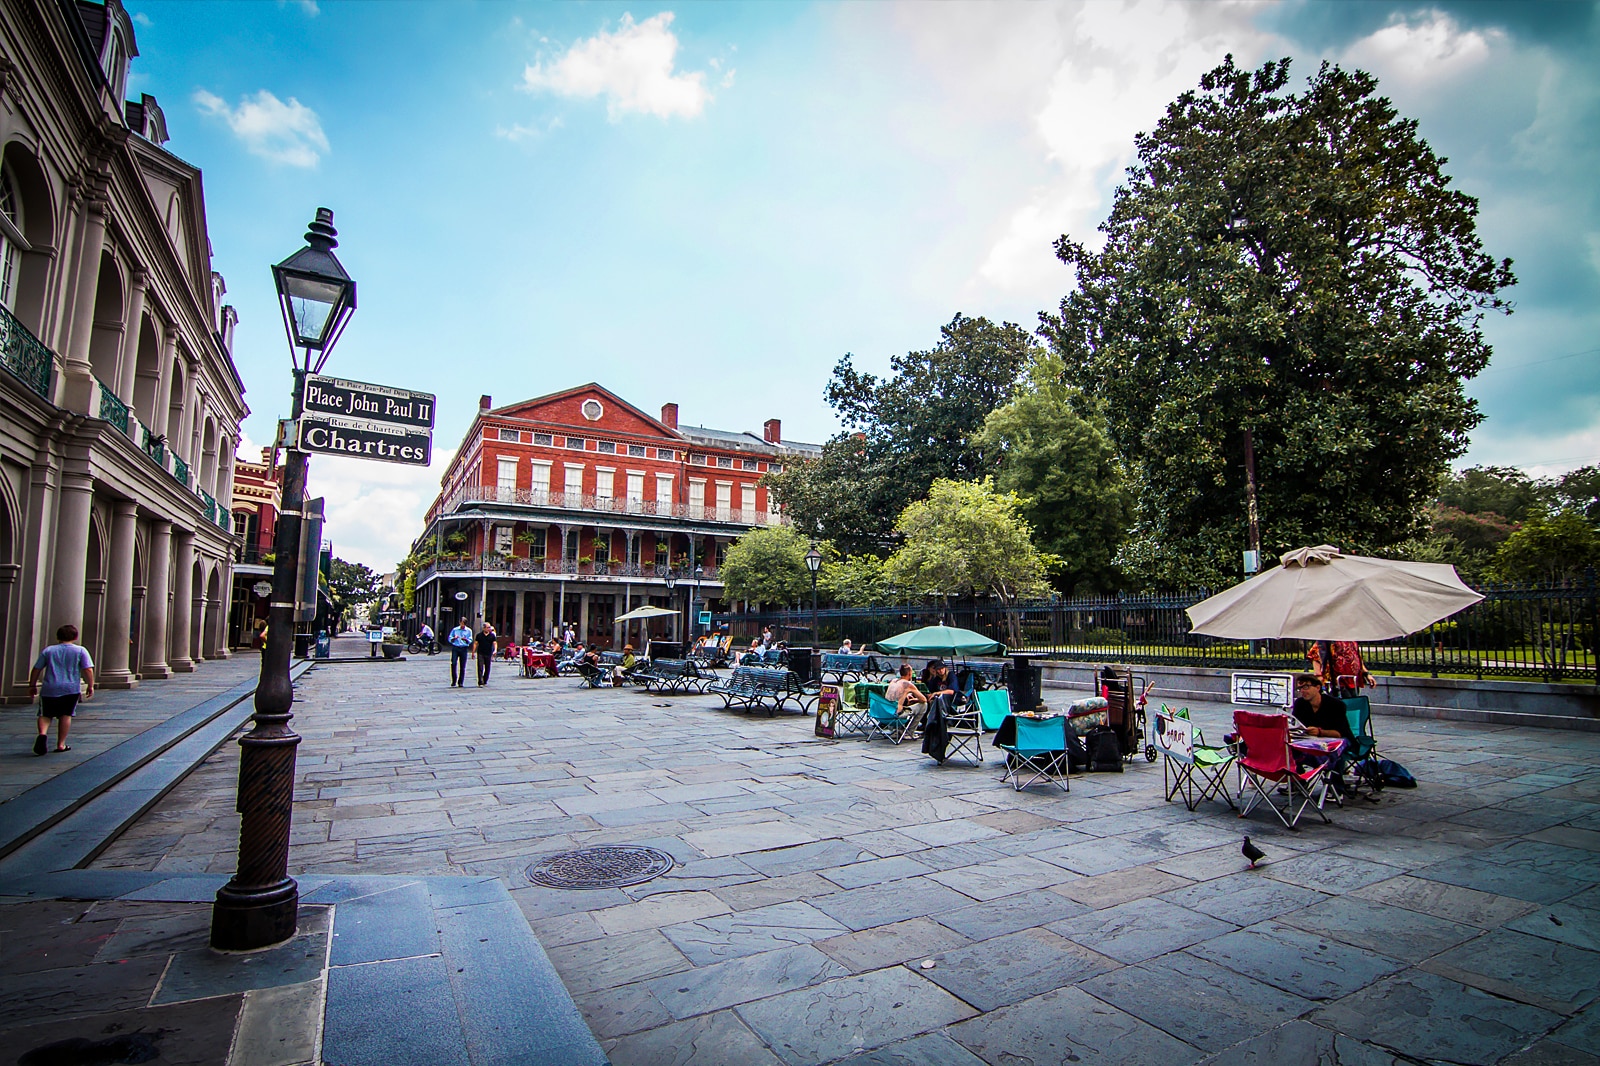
xmin=173 ymin=454 xmax=190 ymax=488
xmin=419 ymin=553 xmax=721 ymax=584
xmin=96 ymin=378 xmax=131 ymax=433
xmin=435 ymin=485 xmax=785 ymax=528
xmin=0 ymin=301 xmax=54 ymax=400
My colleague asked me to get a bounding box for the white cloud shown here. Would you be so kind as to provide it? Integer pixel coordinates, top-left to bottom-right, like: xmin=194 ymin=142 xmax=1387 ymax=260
xmin=1342 ymin=9 xmax=1499 ymax=86
xmin=131 ymin=10 xmax=152 ymax=28
xmin=494 ymin=116 xmax=564 ymax=142
xmin=194 ymin=89 xmax=329 ymax=167
xmin=521 ymin=12 xmax=712 ymax=121
xmin=304 ymin=448 xmax=457 ymax=572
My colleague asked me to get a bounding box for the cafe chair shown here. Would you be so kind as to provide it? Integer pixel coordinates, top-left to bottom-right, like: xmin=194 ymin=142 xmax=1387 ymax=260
xmin=1339 ymin=695 xmax=1384 ymax=800
xmin=1233 ymin=710 xmax=1335 ymax=829
xmin=997 ymin=715 xmax=1071 ymax=793
xmin=867 ymin=692 xmax=923 ymax=745
xmin=975 ymin=688 xmax=1012 ymax=732
xmin=1153 ymin=707 xmax=1235 ymax=812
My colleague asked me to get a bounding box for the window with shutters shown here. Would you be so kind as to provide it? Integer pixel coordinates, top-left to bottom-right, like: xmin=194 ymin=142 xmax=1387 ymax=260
xmin=626 ymin=472 xmax=644 ymax=502
xmin=595 ymin=468 xmax=614 ymax=499
xmin=531 ymin=461 xmax=551 ymax=497
xmin=497 ymin=457 xmax=517 ymax=500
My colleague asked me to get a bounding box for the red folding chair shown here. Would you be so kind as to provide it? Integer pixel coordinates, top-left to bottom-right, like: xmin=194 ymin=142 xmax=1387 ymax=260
xmin=1233 ymin=710 xmax=1337 ymax=828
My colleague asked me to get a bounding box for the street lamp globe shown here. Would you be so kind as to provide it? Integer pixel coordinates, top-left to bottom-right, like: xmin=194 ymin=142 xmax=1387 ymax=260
xmin=271 ymin=208 xmax=356 ymax=369
xmin=664 ymin=569 xmax=678 ymax=592
xmin=804 ymin=545 xmax=822 ymax=574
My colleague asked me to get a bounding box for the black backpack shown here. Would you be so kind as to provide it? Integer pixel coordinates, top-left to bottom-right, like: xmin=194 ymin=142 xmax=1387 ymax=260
xmin=1087 ymin=727 xmax=1124 ymax=772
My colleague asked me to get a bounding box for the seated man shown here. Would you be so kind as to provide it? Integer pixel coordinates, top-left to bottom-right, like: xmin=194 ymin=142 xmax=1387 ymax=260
xmin=1292 ymin=674 xmax=1353 ymax=741
xmin=838 ymin=638 xmax=854 ymax=655
xmin=921 ymin=659 xmax=962 ymax=715
xmin=885 ymin=664 xmax=929 ymax=715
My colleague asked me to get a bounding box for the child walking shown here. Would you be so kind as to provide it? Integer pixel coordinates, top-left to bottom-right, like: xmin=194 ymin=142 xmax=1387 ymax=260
xmin=30 ymin=623 xmax=94 ymax=755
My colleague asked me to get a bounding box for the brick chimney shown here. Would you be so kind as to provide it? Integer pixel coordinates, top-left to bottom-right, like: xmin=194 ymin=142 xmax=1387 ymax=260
xmin=661 ymin=402 xmax=678 ymax=429
xmin=479 ymin=395 xmax=492 ymax=411
xmin=763 ymin=418 xmax=781 ymax=444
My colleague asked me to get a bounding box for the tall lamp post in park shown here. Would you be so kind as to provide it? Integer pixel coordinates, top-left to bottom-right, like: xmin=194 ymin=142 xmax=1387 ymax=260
xmin=693 ymin=565 xmax=704 ymax=641
xmin=805 ymin=544 xmax=822 ymax=654
xmin=664 ymin=568 xmax=679 ymax=643
xmin=212 ymin=209 xmax=355 ymax=950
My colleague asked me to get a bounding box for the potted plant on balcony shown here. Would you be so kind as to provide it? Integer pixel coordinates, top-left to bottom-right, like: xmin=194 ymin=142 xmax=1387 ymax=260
xmin=577 ymin=554 xmax=593 ymax=574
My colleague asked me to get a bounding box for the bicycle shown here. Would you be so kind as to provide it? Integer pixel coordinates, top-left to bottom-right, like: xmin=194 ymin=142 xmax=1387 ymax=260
xmin=406 ymin=637 xmax=439 ymax=655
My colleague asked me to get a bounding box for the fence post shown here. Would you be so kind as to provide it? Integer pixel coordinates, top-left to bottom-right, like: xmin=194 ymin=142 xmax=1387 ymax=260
xmin=1588 ymin=567 xmax=1598 ymax=687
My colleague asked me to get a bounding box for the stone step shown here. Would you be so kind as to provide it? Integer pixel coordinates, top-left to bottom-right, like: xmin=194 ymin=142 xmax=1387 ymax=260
xmin=0 ymin=660 xmax=315 ymax=875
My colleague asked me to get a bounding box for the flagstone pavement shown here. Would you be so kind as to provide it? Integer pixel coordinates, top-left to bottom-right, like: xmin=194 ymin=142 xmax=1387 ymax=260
xmin=92 ymin=654 xmax=1600 ymax=1065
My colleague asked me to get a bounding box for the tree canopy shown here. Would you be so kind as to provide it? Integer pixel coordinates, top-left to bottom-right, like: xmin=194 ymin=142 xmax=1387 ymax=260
xmin=765 ymin=314 xmax=1039 ymax=556
xmin=327 ymin=557 xmax=382 ymax=622
xmin=1045 ymin=56 xmax=1515 ymax=589
xmin=1492 ymin=512 xmax=1600 ymax=583
xmin=974 ymin=357 xmax=1130 ymax=594
xmin=884 ymin=478 xmax=1054 ymax=607
xmin=718 ymin=525 xmax=812 ymax=607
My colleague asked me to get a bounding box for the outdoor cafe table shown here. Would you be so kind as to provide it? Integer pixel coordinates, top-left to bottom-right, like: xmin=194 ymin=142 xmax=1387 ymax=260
xmin=522 ymin=649 xmax=557 ymax=677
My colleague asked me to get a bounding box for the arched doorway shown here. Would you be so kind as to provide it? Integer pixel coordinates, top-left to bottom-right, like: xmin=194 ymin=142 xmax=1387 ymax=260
xmin=87 ymin=252 xmax=125 ymax=389
xmin=203 ymin=565 xmax=224 ymax=658
xmin=0 ymin=485 xmax=17 ymax=695
xmin=189 ymin=558 xmax=205 ymax=662
xmin=81 ymin=517 xmax=106 ymax=666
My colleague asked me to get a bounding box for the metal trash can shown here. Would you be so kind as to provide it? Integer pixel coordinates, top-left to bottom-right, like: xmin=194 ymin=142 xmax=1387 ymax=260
xmin=787 ymin=649 xmax=814 ymax=685
xmin=1009 ymin=652 xmax=1046 ymax=713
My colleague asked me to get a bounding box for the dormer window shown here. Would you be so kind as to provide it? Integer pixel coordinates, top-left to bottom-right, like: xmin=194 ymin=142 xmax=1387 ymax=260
xmin=104 ymin=32 xmax=129 ymax=104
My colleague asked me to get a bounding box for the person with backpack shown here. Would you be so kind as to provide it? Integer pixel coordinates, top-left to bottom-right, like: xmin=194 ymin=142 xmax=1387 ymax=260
xmin=29 ymin=624 xmax=94 ymax=755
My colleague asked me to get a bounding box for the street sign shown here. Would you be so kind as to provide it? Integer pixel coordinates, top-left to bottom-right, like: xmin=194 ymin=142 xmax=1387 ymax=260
xmin=297 ymin=373 xmax=435 ymax=466
xmin=698 ymin=610 xmax=712 ymax=626
xmin=251 ymin=581 xmax=273 ymax=597
xmin=299 ymin=415 xmax=432 ymax=465
xmin=454 ymin=591 xmax=468 ymax=601
xmin=301 ymin=373 xmax=435 ymax=429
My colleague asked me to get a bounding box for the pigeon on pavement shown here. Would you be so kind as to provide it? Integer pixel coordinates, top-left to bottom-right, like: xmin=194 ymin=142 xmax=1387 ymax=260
xmin=1242 ymin=836 xmax=1266 ymax=868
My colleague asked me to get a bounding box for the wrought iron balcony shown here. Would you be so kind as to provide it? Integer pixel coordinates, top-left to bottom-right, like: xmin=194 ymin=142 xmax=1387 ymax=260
xmin=173 ymin=454 xmax=190 ymax=488
xmin=434 ymin=485 xmax=785 ymax=529
xmin=0 ymin=301 xmax=54 ymax=400
xmin=96 ymin=378 xmax=131 ymax=433
xmin=142 ymin=425 xmax=166 ymax=466
xmin=418 ymin=553 xmax=719 ymax=584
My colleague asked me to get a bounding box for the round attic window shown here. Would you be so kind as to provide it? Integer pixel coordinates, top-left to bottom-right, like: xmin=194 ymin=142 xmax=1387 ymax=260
xmin=581 ymin=399 xmax=603 ymax=421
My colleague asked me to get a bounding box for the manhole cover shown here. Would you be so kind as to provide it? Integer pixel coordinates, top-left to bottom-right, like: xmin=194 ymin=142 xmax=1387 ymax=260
xmin=527 ymin=845 xmax=676 ymax=890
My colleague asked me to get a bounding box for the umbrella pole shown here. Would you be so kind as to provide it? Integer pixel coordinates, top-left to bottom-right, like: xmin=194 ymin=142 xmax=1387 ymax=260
xmin=1243 ymin=429 xmax=1262 ymax=656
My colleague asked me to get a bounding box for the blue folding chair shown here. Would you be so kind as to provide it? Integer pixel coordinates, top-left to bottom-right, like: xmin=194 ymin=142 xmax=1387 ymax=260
xmin=867 ymin=691 xmax=922 ymax=744
xmin=976 ymin=688 xmax=1012 ymax=732
xmin=996 ymin=716 xmax=1070 ymax=793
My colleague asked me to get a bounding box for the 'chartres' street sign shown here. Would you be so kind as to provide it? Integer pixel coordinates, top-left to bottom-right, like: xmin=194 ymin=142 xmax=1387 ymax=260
xmin=301 ymin=374 xmax=435 ymax=429
xmin=297 ymin=373 xmax=435 ymax=466
xmin=299 ymin=415 xmax=432 ymax=465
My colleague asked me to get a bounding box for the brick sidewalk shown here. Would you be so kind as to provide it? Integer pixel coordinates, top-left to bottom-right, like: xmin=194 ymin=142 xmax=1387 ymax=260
xmin=95 ymin=656 xmax=1600 ymax=1065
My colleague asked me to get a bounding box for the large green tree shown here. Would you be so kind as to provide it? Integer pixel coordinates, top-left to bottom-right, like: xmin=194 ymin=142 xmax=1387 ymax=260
xmin=327 ymin=557 xmax=382 ymax=622
xmin=1045 ymin=57 xmax=1515 ymax=588
xmin=885 ymin=478 xmax=1054 ymax=644
xmin=975 ymin=356 xmax=1130 ymax=594
xmin=719 ymin=526 xmax=812 ymax=607
xmin=765 ymin=314 xmax=1039 ymax=556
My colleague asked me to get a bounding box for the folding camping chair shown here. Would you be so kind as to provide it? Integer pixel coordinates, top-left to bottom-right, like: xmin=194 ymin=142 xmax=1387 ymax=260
xmin=867 ymin=691 xmax=923 ymax=745
xmin=1233 ymin=710 xmax=1338 ymax=828
xmin=942 ymin=699 xmax=984 ymax=766
xmin=1153 ymin=707 xmax=1235 ymax=812
xmin=975 ymin=688 xmax=1012 ymax=732
xmin=1339 ymin=695 xmax=1384 ymax=800
xmin=997 ymin=715 xmax=1070 ymax=793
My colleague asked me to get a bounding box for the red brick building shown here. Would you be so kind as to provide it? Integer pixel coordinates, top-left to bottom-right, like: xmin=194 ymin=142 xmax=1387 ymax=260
xmin=413 ymin=384 xmax=819 ymax=646
xmin=227 ymin=447 xmax=281 ymax=646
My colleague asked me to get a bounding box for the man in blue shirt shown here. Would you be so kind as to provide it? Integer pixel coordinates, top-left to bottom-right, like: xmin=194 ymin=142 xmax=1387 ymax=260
xmin=30 ymin=623 xmax=94 ymax=755
xmin=447 ymin=619 xmax=473 ymax=687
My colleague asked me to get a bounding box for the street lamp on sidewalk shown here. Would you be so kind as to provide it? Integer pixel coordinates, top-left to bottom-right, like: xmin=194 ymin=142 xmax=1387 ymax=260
xmin=212 ymin=209 xmax=355 ymax=951
xmin=805 ymin=544 xmax=822 ymax=654
xmin=664 ymin=568 xmax=679 ymax=643
xmin=693 ymin=565 xmax=704 ymax=641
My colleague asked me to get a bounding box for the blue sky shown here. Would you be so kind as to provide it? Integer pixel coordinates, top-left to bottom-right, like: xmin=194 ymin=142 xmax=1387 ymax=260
xmin=125 ymin=1 xmax=1600 ymax=571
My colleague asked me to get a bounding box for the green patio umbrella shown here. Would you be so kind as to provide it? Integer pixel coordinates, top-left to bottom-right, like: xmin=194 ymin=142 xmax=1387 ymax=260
xmin=875 ymin=624 xmax=1004 ymax=657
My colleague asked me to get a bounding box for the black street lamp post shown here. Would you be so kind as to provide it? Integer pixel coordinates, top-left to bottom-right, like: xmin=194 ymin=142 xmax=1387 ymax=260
xmin=693 ymin=565 xmax=704 ymax=641
xmin=805 ymin=544 xmax=822 ymax=654
xmin=212 ymin=209 xmax=355 ymax=950
xmin=664 ymin=568 xmax=679 ymax=643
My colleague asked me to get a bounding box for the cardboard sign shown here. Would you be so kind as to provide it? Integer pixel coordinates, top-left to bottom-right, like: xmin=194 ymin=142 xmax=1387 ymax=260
xmin=815 ymin=683 xmax=841 ymax=738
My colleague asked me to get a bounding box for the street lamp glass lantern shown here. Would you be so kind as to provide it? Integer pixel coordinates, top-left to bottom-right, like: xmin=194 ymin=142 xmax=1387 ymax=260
xmin=804 ymin=545 xmax=822 ymax=574
xmin=664 ymin=570 xmax=677 ymax=591
xmin=272 ymin=208 xmax=356 ymax=361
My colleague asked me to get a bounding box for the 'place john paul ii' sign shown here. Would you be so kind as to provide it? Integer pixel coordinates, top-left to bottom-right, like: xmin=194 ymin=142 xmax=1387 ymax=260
xmin=297 ymin=373 xmax=436 ymax=466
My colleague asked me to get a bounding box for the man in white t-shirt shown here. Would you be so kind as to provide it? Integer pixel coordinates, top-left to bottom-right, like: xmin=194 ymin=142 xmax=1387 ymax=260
xmin=29 ymin=623 xmax=94 ymax=755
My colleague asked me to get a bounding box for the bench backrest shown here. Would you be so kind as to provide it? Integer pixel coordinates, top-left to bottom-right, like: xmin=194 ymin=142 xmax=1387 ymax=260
xmin=654 ymin=658 xmax=697 ymax=677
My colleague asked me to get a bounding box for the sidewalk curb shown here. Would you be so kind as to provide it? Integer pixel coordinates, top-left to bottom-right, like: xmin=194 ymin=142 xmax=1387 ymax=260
xmin=0 ymin=660 xmax=315 ymax=863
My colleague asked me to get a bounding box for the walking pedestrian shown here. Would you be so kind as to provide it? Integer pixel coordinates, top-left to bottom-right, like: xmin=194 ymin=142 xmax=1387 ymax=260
xmin=475 ymin=622 xmax=497 ymax=686
xmin=447 ymin=618 xmax=473 ymax=687
xmin=29 ymin=624 xmax=94 ymax=755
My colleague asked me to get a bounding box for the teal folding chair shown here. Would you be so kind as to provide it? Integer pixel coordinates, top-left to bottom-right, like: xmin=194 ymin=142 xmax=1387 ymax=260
xmin=976 ymin=688 xmax=1012 ymax=732
xmin=1341 ymin=695 xmax=1384 ymax=799
xmin=867 ymin=691 xmax=922 ymax=744
xmin=996 ymin=715 xmax=1070 ymax=793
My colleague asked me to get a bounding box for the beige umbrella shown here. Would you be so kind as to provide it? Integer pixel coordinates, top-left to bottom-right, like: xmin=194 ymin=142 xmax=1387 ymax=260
xmin=1186 ymin=544 xmax=1484 ymax=641
xmin=615 ymin=605 xmax=678 ymax=623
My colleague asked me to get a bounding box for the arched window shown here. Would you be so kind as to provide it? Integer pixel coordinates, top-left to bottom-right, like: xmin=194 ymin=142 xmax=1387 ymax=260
xmin=0 ymin=163 xmax=25 ymax=310
xmin=104 ymin=34 xmax=127 ymax=104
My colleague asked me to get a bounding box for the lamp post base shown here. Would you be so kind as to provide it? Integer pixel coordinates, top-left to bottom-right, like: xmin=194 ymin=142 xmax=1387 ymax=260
xmin=211 ymin=878 xmax=299 ymax=950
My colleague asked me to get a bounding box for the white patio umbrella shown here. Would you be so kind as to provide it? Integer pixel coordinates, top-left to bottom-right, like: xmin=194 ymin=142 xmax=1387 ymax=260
xmin=614 ymin=605 xmax=678 ymax=623
xmin=1186 ymin=544 xmax=1484 ymax=641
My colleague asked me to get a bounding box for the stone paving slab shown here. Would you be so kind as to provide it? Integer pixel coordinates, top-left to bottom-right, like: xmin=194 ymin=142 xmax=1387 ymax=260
xmin=85 ymin=655 xmax=1600 ymax=1064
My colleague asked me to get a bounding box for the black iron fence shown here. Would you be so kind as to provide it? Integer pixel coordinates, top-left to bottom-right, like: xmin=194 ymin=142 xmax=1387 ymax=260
xmin=712 ymin=574 xmax=1598 ymax=683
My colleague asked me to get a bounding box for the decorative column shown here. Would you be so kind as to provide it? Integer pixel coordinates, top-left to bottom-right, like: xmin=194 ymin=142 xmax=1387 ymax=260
xmin=47 ymin=473 xmax=94 ymax=639
xmin=98 ymin=500 xmax=139 ymax=688
xmin=141 ymin=519 xmax=172 ymax=678
xmin=59 ymin=195 xmax=108 ymax=414
xmin=153 ymin=328 xmax=177 ymax=438
xmin=169 ymin=529 xmax=195 ymax=671
xmin=117 ymin=269 xmax=148 ymax=406
xmin=179 ymin=357 xmax=200 ymax=464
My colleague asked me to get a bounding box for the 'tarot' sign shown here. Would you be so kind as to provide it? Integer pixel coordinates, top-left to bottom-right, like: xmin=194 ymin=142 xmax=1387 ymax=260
xmin=300 ymin=374 xmax=435 ymax=430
